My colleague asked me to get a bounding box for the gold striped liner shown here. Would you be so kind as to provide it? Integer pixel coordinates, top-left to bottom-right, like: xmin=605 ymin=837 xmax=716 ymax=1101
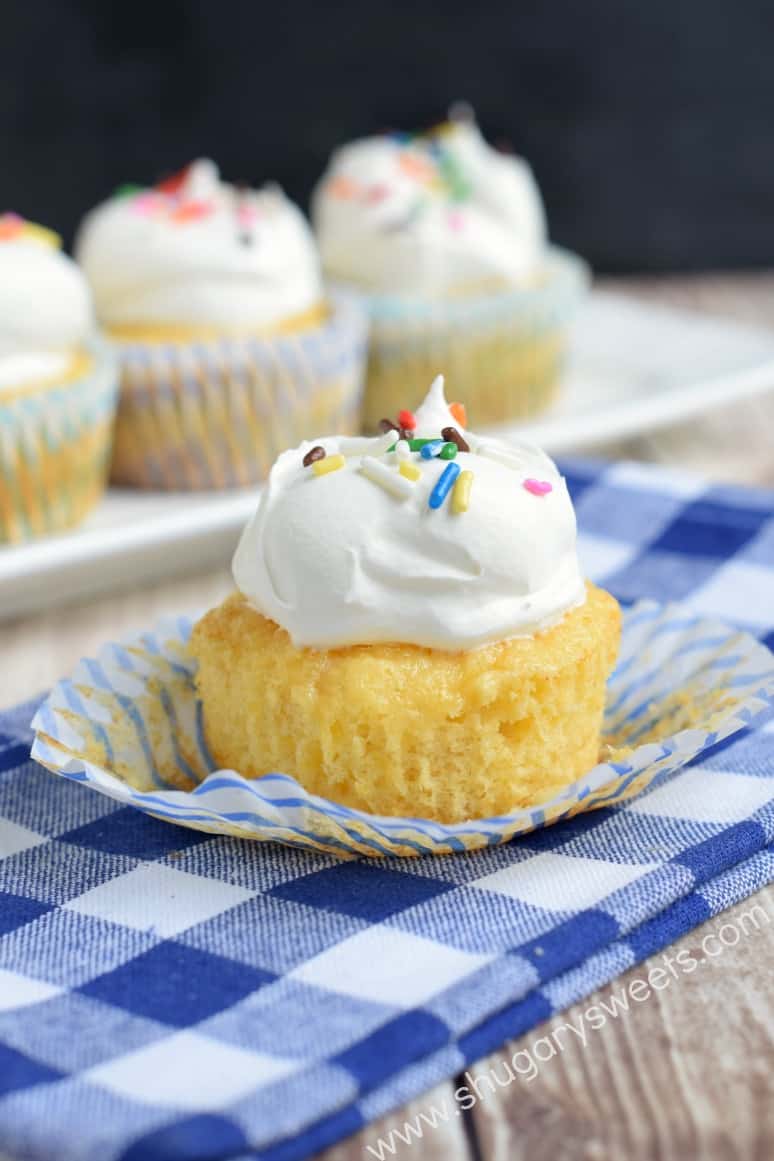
xmin=109 ymin=296 xmax=368 ymax=490
xmin=358 ymin=246 xmax=589 ymax=431
xmin=0 ymin=343 xmax=118 ymax=544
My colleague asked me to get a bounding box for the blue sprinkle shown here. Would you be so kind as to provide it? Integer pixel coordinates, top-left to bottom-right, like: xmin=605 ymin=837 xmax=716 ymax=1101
xmin=429 ymin=462 xmax=461 ymax=510
xmin=420 ymin=440 xmax=445 ymax=460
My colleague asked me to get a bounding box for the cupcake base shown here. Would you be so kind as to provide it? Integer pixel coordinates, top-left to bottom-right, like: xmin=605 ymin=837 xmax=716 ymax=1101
xmin=191 ymin=583 xmax=621 ymax=823
xmin=108 ymin=295 xmax=368 ymax=490
xmin=364 ymin=328 xmax=566 ymax=431
xmin=359 ymin=247 xmax=588 ymax=431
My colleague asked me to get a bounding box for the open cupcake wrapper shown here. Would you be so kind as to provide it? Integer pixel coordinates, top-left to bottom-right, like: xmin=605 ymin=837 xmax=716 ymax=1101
xmin=30 ymin=600 xmax=774 ymax=857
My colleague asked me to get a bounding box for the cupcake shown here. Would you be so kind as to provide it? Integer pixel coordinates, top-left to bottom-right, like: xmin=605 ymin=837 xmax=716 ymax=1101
xmin=312 ymin=109 xmax=588 ymax=431
xmin=75 ymin=160 xmax=367 ymax=490
xmin=191 ymin=376 xmax=620 ymax=823
xmin=0 ymin=214 xmax=117 ymax=543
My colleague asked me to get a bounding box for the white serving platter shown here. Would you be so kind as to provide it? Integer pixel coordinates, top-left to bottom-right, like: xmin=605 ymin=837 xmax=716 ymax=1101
xmin=3 ymin=290 xmax=774 ymax=621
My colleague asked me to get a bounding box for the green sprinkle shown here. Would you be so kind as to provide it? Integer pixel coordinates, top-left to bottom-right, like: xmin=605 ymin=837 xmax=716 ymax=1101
xmin=388 ymin=437 xmax=436 ymax=453
xmin=439 ymin=442 xmax=458 ymax=460
xmin=115 ymin=183 xmax=143 ymax=198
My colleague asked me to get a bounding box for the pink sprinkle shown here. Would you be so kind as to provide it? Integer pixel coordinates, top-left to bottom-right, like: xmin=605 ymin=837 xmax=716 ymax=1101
xmin=237 ymin=203 xmax=259 ymax=225
xmin=524 ymin=478 xmax=553 ymax=496
xmin=364 ymin=183 xmax=390 ymax=204
xmin=133 ymin=192 xmax=162 ymax=216
xmin=447 ymin=210 xmax=464 ymax=232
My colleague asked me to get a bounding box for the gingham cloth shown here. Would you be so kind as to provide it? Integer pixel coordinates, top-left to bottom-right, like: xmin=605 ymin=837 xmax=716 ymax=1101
xmin=1 ymin=459 xmax=773 ymax=1161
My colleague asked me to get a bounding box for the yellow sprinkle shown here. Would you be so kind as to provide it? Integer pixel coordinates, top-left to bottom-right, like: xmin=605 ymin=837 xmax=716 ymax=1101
xmin=312 ymin=453 xmax=345 ymax=477
xmin=20 ymin=222 xmax=62 ymax=249
xmin=452 ymin=470 xmax=473 ymax=514
xmin=399 ymin=460 xmax=422 ymax=482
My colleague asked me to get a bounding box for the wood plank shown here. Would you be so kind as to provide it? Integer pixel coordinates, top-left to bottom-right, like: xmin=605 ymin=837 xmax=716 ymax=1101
xmin=471 ymin=887 xmax=774 ymax=1161
xmin=0 ymin=565 xmax=233 ymax=708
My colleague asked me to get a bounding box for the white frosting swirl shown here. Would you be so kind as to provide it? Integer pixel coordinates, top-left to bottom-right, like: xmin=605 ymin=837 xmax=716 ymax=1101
xmin=312 ymin=113 xmax=547 ymax=297
xmin=75 ymin=160 xmax=323 ymax=330
xmin=233 ymin=376 xmax=585 ymax=650
xmin=0 ymin=226 xmax=93 ymax=392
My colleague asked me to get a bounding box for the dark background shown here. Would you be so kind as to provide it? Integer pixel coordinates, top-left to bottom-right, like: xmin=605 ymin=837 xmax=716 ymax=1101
xmin=2 ymin=0 xmax=774 ymax=273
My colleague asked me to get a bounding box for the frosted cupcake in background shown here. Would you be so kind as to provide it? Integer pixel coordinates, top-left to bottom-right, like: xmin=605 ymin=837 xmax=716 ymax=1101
xmin=75 ymin=160 xmax=367 ymax=489
xmin=0 ymin=214 xmax=117 ymax=543
xmin=312 ymin=107 xmax=588 ymax=430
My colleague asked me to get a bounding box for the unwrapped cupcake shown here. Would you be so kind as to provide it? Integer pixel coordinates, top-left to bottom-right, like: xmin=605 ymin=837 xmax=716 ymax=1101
xmin=75 ymin=160 xmax=368 ymax=489
xmin=191 ymin=376 xmax=620 ymax=823
xmin=312 ymin=109 xmax=588 ymax=430
xmin=0 ymin=214 xmax=117 ymax=543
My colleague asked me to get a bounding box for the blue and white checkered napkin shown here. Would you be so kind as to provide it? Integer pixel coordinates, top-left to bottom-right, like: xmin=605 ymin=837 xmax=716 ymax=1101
xmin=1 ymin=459 xmax=773 ymax=1161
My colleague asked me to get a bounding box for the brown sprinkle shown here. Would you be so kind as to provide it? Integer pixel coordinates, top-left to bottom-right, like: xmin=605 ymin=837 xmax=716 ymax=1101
xmin=378 ymin=418 xmax=400 ymax=433
xmin=302 ymin=446 xmax=326 ymax=467
xmin=441 ymin=426 xmax=470 ymax=453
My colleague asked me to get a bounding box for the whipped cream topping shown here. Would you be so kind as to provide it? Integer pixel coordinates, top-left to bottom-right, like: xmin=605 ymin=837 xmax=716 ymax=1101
xmin=312 ymin=111 xmax=547 ymax=297
xmin=233 ymin=376 xmax=585 ymax=651
xmin=0 ymin=217 xmax=94 ymax=392
xmin=75 ymin=160 xmax=323 ymax=330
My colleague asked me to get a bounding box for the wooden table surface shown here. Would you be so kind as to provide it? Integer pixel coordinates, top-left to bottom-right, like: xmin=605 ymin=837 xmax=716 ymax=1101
xmin=1 ymin=274 xmax=773 ymax=1161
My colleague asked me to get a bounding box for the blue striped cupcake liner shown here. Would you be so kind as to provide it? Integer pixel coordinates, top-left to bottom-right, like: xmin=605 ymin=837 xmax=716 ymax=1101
xmin=109 ymin=292 xmax=369 ymax=489
xmin=30 ymin=600 xmax=774 ymax=858
xmin=333 ymin=247 xmax=590 ymax=430
xmin=0 ymin=338 xmax=118 ymax=541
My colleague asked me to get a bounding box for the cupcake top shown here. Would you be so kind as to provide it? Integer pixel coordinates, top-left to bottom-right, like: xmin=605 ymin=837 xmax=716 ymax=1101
xmin=0 ymin=214 xmax=94 ymax=392
xmin=312 ymin=109 xmax=547 ymax=298
xmin=233 ymin=376 xmax=585 ymax=651
xmin=75 ymin=159 xmax=323 ymax=331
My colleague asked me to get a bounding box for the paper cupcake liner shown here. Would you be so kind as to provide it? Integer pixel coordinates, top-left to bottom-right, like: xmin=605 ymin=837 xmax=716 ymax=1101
xmin=109 ymin=294 xmax=368 ymax=490
xmin=31 ymin=600 xmax=774 ymax=858
xmin=0 ymin=341 xmax=118 ymax=543
xmin=355 ymin=246 xmax=589 ymax=430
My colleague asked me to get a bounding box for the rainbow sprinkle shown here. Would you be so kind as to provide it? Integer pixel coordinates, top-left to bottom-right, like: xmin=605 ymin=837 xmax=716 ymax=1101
xmin=429 ymin=462 xmax=461 ymax=510
xmin=115 ymin=183 xmax=143 ymax=199
xmin=524 ymin=478 xmax=553 ymax=496
xmin=439 ymin=442 xmax=458 ymax=461
xmin=170 ymin=199 xmax=215 ymax=223
xmin=452 ymin=470 xmax=473 ymax=514
xmin=420 ymin=440 xmax=445 ymax=460
xmin=388 ymin=437 xmax=435 ymax=453
xmin=132 ymin=192 xmax=164 ymax=217
xmin=399 ymin=460 xmax=422 ymax=482
xmin=0 ymin=213 xmax=24 ymax=241
xmin=312 ymin=454 xmax=345 ymax=477
xmin=361 ymin=456 xmax=414 ymax=500
xmin=327 ymin=175 xmax=360 ymax=200
xmin=0 ymin=215 xmax=60 ymax=249
xmin=236 ymin=203 xmax=260 ymax=226
xmin=449 ymin=402 xmax=467 ymax=428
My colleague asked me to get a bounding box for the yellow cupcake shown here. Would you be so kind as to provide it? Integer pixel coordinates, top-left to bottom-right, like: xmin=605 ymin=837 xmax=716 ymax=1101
xmin=0 ymin=215 xmax=117 ymax=543
xmin=190 ymin=377 xmax=620 ymax=824
xmin=75 ymin=161 xmax=367 ymax=490
xmin=192 ymin=584 xmax=620 ymax=823
xmin=312 ymin=113 xmax=588 ymax=429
